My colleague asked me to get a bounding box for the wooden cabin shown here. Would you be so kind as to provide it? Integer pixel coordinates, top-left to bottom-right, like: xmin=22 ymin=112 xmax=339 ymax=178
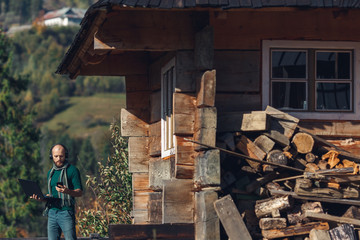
xmin=57 ymin=0 xmax=360 ymax=239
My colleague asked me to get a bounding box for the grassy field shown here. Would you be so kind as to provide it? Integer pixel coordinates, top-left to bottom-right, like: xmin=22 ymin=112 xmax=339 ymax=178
xmin=41 ymin=93 xmax=126 ymax=142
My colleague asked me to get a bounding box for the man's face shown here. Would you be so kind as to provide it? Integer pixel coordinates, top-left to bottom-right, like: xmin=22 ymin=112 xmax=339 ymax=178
xmin=52 ymin=145 xmax=66 ymax=167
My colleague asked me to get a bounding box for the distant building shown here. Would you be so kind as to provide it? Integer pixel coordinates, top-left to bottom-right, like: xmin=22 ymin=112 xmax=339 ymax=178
xmin=43 ymin=8 xmax=86 ymax=27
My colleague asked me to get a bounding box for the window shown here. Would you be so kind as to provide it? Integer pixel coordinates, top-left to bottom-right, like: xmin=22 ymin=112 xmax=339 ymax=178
xmin=263 ymin=41 xmax=360 ymax=120
xmin=161 ymin=58 xmax=175 ymax=158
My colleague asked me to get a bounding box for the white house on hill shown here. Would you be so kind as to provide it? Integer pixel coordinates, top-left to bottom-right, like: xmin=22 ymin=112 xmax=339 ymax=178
xmin=43 ymin=8 xmax=86 ymax=27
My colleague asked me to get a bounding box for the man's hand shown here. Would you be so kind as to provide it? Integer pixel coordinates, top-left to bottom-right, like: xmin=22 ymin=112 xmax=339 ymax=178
xmin=56 ymin=185 xmax=83 ymax=197
xmin=30 ymin=194 xmax=46 ymax=202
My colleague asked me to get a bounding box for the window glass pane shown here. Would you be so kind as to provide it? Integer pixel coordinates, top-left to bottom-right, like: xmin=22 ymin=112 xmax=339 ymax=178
xmin=272 ymin=51 xmax=306 ymax=78
xmin=316 ymin=52 xmax=350 ymax=79
xmin=316 ymin=83 xmax=350 ymax=110
xmin=272 ymin=82 xmax=307 ymax=110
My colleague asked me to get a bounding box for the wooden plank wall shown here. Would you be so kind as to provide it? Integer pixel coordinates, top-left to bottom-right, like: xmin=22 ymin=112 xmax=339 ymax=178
xmin=211 ymin=9 xmax=360 ymax=139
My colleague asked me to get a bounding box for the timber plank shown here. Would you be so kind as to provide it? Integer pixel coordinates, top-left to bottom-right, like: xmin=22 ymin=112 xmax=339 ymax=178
xmin=261 ymin=222 xmax=329 ymax=239
xmin=195 ymin=191 xmax=220 ymax=240
xmin=149 ymin=158 xmax=172 ymax=190
xmin=109 ymin=223 xmax=194 ymax=240
xmin=195 ymin=26 xmax=214 ymax=70
xmin=265 ymin=105 xmax=299 ymax=139
xmin=241 ymin=111 xmax=268 ymax=131
xmin=148 ymin=192 xmax=162 ymax=224
xmin=236 ymin=135 xmax=265 ymax=171
xmin=162 ymin=179 xmax=194 ymax=223
xmin=121 ymin=108 xmax=149 ymax=137
xmin=195 ymin=150 xmax=220 ymax=186
xmin=214 ymin=194 xmax=252 ymax=240
xmin=173 ymin=93 xmax=196 ymax=135
xmin=176 ymin=51 xmax=196 ymax=93
xmin=305 ymin=212 xmax=360 ymax=227
xmin=128 ymin=137 xmax=149 ymax=173
xmin=197 ymin=70 xmax=216 ymax=107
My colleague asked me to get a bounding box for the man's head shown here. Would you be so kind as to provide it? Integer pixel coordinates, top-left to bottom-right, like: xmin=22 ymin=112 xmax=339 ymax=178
xmin=50 ymin=144 xmax=68 ymax=167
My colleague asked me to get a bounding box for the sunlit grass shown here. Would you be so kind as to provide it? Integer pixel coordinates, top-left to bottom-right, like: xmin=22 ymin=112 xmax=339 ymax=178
xmin=40 ymin=93 xmax=126 ymax=138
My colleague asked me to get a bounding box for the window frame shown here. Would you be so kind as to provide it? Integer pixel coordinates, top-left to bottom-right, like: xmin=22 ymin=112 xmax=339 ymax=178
xmin=262 ymin=40 xmax=360 ymax=120
xmin=161 ymin=58 xmax=176 ymax=158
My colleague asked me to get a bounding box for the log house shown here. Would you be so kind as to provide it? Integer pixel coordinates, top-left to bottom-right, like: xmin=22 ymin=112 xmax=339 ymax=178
xmin=57 ymin=1 xmax=360 ymax=239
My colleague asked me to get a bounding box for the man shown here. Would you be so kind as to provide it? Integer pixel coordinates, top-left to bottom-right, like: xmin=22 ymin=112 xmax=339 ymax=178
xmin=31 ymin=144 xmax=83 ymax=240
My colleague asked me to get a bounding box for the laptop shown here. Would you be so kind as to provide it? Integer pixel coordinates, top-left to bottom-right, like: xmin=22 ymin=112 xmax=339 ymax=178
xmin=18 ymin=179 xmax=54 ymax=201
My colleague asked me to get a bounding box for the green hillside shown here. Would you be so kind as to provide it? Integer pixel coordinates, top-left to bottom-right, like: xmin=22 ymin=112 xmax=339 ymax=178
xmin=40 ymin=93 xmax=126 ymax=147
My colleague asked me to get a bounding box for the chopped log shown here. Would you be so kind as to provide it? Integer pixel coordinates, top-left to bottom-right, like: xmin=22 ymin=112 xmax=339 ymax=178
xmin=343 ymin=187 xmax=359 ymax=199
xmin=306 ymin=153 xmax=317 ymax=163
xmin=305 ymin=212 xmax=360 ymax=227
xmin=309 ymin=229 xmax=331 ymax=240
xmin=329 ymin=224 xmax=357 ymax=240
xmin=292 ymin=132 xmax=314 ymax=154
xmin=266 ymin=150 xmax=288 ymax=170
xmin=317 ymin=160 xmax=329 ymax=170
xmin=305 ymin=163 xmax=319 ymax=173
xmin=259 ymin=218 xmax=287 ymax=230
xmin=236 ymin=135 xmax=266 ymax=171
xmin=214 ymin=195 xmax=252 ymax=240
xmin=295 ymin=178 xmax=313 ymax=189
xmin=342 ymin=206 xmax=360 ymax=219
xmin=295 ymin=186 xmax=343 ymax=199
xmin=287 ymin=209 xmax=303 ymax=225
xmin=255 ymin=195 xmax=292 ymax=218
xmin=254 ymin=135 xmax=275 ymax=153
xmin=261 ymin=222 xmax=329 ymax=239
xmin=301 ymin=202 xmax=323 ymax=214
xmin=241 ymin=111 xmax=268 ymax=132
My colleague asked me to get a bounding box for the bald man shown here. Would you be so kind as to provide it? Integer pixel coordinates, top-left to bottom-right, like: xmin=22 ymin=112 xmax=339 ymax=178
xmin=31 ymin=144 xmax=83 ymax=240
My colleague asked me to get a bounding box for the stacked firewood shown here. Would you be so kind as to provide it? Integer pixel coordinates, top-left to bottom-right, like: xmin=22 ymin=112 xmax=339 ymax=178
xmin=216 ymin=106 xmax=360 ymax=240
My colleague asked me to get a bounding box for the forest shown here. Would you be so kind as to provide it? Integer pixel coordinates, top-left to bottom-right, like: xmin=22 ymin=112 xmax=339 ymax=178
xmin=0 ymin=0 xmax=131 ymax=237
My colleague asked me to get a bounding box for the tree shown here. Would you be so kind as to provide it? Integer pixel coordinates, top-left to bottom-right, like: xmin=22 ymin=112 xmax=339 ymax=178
xmin=0 ymin=31 xmax=42 ymax=237
xmin=77 ymin=122 xmax=132 ymax=237
xmin=77 ymin=137 xmax=97 ymax=180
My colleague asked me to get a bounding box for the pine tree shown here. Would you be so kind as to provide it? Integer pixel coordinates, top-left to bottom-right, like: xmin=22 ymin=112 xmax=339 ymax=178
xmin=0 ymin=31 xmax=42 ymax=237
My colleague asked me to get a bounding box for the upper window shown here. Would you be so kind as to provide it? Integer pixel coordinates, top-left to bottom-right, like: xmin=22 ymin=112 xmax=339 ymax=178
xmin=263 ymin=41 xmax=360 ymax=120
xmin=161 ymin=58 xmax=175 ymax=158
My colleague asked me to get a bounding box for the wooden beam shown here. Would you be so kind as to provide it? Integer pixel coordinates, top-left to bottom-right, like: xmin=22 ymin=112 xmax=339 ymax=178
xmin=109 ymin=223 xmax=194 ymax=240
xmin=128 ymin=137 xmax=149 ymax=173
xmin=79 ymin=52 xmax=148 ymax=76
xmin=94 ymin=11 xmax=204 ymax=51
xmin=261 ymin=222 xmax=329 ymax=239
xmin=121 ymin=108 xmax=149 ymax=137
xmin=173 ymin=93 xmax=196 ymax=135
xmin=214 ymin=194 xmax=252 ymax=240
xmin=162 ymin=179 xmax=194 ymax=223
xmin=305 ymin=212 xmax=360 ymax=227
xmin=195 ymin=150 xmax=220 ymax=186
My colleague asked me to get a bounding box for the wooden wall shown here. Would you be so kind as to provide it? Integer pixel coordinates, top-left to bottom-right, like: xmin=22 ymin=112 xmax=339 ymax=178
xmin=211 ymin=8 xmax=360 ymax=139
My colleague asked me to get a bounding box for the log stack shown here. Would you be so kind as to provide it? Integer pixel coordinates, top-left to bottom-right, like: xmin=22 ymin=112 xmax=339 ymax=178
xmin=214 ymin=106 xmax=360 ymax=240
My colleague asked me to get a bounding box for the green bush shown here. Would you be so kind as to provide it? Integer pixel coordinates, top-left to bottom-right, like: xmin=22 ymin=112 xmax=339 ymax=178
xmin=77 ymin=121 xmax=132 ymax=237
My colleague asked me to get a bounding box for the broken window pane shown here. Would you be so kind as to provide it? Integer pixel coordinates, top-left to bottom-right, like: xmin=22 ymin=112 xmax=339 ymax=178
xmin=316 ymin=82 xmax=351 ymax=110
xmin=272 ymin=51 xmax=307 ymax=79
xmin=272 ymin=81 xmax=307 ymax=110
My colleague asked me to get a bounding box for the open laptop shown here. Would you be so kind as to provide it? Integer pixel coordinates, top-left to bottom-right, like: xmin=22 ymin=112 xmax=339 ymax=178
xmin=18 ymin=179 xmax=54 ymax=201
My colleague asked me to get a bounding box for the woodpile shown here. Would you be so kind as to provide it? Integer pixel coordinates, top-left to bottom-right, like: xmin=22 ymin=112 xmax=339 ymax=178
xmin=212 ymin=106 xmax=360 ymax=240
